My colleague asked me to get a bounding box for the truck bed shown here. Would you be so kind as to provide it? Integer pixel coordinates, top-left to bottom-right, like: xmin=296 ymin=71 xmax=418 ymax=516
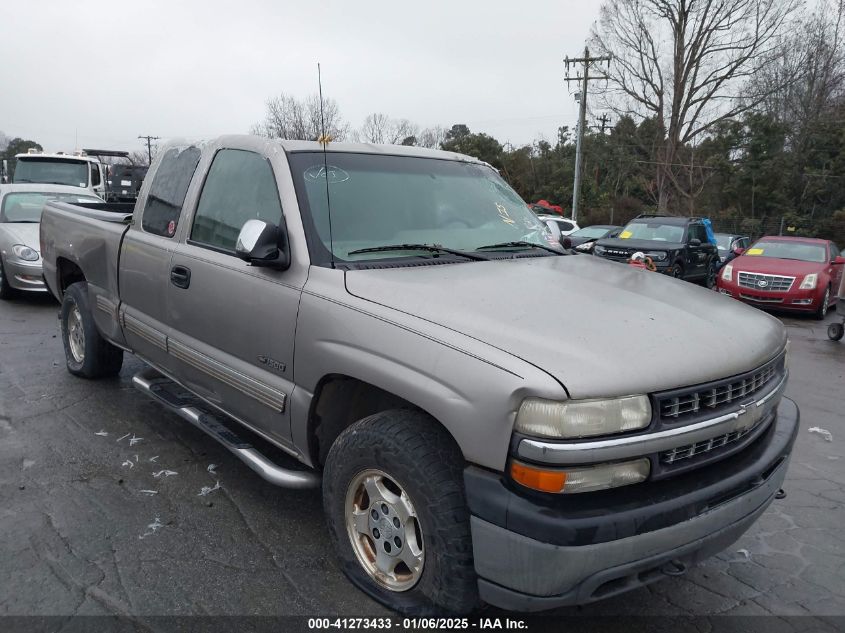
xmin=40 ymin=200 xmax=133 ymax=302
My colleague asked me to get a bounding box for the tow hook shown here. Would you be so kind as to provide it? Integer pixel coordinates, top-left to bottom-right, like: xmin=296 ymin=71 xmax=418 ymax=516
xmin=661 ymin=559 xmax=687 ymax=577
xmin=775 ymin=488 xmax=787 ymax=500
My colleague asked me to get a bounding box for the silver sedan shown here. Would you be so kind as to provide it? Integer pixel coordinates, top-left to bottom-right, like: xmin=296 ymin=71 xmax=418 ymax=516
xmin=0 ymin=184 xmax=103 ymax=299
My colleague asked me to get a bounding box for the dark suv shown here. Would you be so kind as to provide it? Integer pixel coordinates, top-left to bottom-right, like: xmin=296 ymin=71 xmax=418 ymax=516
xmin=593 ymin=215 xmax=719 ymax=287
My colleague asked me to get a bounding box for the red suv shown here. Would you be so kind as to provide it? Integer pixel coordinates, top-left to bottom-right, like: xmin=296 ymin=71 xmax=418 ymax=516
xmin=717 ymin=236 xmax=845 ymax=319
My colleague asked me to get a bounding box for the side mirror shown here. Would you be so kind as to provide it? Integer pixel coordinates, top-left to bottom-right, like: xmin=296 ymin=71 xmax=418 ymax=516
xmin=733 ymin=247 xmax=745 ymax=256
xmin=544 ymin=219 xmax=562 ymax=241
xmin=561 ymin=236 xmax=572 ymax=249
xmin=834 ymin=255 xmax=845 ymax=265
xmin=689 ymin=238 xmax=702 ymax=247
xmin=236 ymin=219 xmax=290 ymax=270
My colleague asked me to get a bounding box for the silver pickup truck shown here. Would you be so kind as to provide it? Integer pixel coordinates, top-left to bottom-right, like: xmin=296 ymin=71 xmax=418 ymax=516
xmin=40 ymin=135 xmax=798 ymax=614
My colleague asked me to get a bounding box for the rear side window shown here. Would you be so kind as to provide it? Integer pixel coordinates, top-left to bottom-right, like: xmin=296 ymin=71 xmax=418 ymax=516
xmin=688 ymin=224 xmax=708 ymax=243
xmin=141 ymin=146 xmax=201 ymax=237
xmin=557 ymin=220 xmax=575 ymax=232
xmin=91 ymin=164 xmax=101 ymax=187
xmin=190 ymin=149 xmax=283 ymax=252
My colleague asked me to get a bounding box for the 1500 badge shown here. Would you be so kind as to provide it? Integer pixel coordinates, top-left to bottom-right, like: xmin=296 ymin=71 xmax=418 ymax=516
xmin=258 ymin=355 xmax=286 ymax=373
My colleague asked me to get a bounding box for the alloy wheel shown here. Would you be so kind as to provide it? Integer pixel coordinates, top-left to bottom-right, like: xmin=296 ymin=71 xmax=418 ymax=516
xmin=345 ymin=468 xmax=424 ymax=592
xmin=67 ymin=305 xmax=86 ymax=363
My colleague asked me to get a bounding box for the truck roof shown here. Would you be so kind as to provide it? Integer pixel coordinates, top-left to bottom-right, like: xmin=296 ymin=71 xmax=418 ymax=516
xmin=165 ymin=135 xmax=487 ymax=165
xmin=15 ymin=152 xmax=101 ymax=163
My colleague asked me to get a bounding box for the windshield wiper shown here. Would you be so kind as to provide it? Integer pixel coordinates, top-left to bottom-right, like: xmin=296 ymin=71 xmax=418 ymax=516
xmin=11 ymin=220 xmax=39 ymax=223
xmin=14 ymin=178 xmax=33 ymax=183
xmin=347 ymin=243 xmax=488 ymax=261
xmin=476 ymin=241 xmax=564 ymax=255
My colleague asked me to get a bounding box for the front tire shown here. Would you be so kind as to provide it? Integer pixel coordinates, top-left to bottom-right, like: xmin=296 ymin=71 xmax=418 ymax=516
xmin=323 ymin=410 xmax=478 ymax=615
xmin=60 ymin=282 xmax=124 ymax=378
xmin=815 ymin=286 xmax=831 ymax=321
xmin=669 ymin=261 xmax=684 ymax=279
xmin=828 ymin=322 xmax=844 ymax=341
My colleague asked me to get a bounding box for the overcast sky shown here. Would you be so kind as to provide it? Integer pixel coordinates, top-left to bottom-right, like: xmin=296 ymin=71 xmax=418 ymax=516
xmin=0 ymin=0 xmax=600 ymax=154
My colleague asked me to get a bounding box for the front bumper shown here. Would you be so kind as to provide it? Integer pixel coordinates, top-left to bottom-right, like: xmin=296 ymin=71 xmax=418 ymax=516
xmin=465 ymin=397 xmax=799 ymax=611
xmin=3 ymin=257 xmax=46 ymax=292
xmin=717 ymin=278 xmax=826 ymax=311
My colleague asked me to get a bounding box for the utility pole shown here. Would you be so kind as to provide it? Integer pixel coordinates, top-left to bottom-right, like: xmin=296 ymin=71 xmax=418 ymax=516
xmin=137 ymin=135 xmax=160 ymax=165
xmin=593 ymin=113 xmax=612 ymax=134
xmin=564 ymin=47 xmax=611 ymax=222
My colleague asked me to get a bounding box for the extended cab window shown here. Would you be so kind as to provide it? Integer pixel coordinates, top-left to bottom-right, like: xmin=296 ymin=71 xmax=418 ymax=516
xmin=91 ymin=163 xmax=101 ymax=187
xmin=141 ymin=146 xmax=201 ymax=237
xmin=190 ymin=149 xmax=283 ymax=252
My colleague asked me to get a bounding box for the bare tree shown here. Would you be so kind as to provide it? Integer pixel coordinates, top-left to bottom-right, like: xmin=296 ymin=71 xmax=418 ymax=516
xmin=416 ymin=126 xmax=447 ymax=149
xmin=359 ymin=113 xmax=420 ymax=145
xmin=591 ymin=0 xmax=800 ymax=211
xmin=251 ymin=93 xmax=349 ymax=141
xmin=0 ymin=131 xmax=9 ymax=152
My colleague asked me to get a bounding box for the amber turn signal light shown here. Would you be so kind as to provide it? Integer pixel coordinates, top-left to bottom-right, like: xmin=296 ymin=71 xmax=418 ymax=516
xmin=510 ymin=461 xmax=567 ymax=493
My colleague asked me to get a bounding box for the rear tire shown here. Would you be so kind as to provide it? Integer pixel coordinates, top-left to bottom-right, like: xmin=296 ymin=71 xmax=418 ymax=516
xmin=815 ymin=286 xmax=831 ymax=321
xmin=0 ymin=258 xmax=17 ymax=300
xmin=703 ymin=259 xmax=718 ymax=289
xmin=323 ymin=410 xmax=478 ymax=615
xmin=60 ymin=282 xmax=124 ymax=378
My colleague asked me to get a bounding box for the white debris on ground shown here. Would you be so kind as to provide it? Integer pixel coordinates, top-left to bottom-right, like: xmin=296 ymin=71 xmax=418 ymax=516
xmin=736 ymin=548 xmax=751 ymax=560
xmin=808 ymin=427 xmax=834 ymax=442
xmin=139 ymin=516 xmax=164 ymax=539
xmin=152 ymin=469 xmax=178 ymax=478
xmin=22 ymin=459 xmax=35 ymax=469
xmin=128 ymin=434 xmax=144 ymax=446
xmin=148 ymin=455 xmax=159 ymax=463
xmin=94 ymin=430 xmax=108 ymax=436
xmin=121 ymin=460 xmax=134 ymax=469
xmin=115 ymin=433 xmax=130 ymax=443
xmin=207 ymin=464 xmax=217 ymax=475
xmin=139 ymin=490 xmax=158 ymax=496
xmin=198 ymin=481 xmax=221 ymax=497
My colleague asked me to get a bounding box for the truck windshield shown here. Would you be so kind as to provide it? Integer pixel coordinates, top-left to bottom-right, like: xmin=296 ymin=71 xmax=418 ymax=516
xmin=13 ymin=158 xmax=90 ymax=188
xmin=0 ymin=192 xmax=102 ymax=223
xmin=288 ymin=152 xmax=553 ymax=264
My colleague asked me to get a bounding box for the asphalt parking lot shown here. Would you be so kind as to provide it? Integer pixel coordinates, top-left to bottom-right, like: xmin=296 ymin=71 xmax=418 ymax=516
xmin=1 ymin=294 xmax=843 ymax=624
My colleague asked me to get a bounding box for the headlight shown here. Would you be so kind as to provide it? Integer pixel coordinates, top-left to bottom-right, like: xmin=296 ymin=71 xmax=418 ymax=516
xmin=645 ymin=250 xmax=667 ymax=261
xmin=799 ymin=273 xmax=817 ymax=290
xmin=12 ymin=244 xmax=39 ymax=262
xmin=721 ymin=264 xmax=733 ymax=282
xmin=515 ymin=396 xmax=651 ymax=439
xmin=575 ymin=242 xmax=593 ymax=251
xmin=510 ymin=458 xmax=650 ymax=494
xmin=593 ymin=245 xmax=607 ymax=256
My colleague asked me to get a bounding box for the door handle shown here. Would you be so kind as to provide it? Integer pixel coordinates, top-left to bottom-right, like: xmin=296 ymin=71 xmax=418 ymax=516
xmin=170 ymin=265 xmax=191 ymax=289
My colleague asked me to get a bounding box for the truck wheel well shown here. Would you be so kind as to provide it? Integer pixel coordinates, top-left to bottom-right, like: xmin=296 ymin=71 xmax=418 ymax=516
xmin=57 ymin=258 xmax=85 ymax=295
xmin=309 ymin=375 xmax=429 ymax=467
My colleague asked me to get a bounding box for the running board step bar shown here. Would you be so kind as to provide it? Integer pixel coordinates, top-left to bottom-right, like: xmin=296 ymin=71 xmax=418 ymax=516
xmin=132 ymin=367 xmax=320 ymax=489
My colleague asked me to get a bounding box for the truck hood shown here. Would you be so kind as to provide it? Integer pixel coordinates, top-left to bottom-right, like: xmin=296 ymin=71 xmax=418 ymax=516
xmin=344 ymin=256 xmax=786 ymax=398
xmin=0 ymin=223 xmax=40 ymax=252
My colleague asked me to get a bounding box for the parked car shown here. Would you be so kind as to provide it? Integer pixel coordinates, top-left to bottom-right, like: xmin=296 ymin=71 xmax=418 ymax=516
xmin=0 ymin=184 xmax=102 ymax=299
xmin=714 ymin=233 xmax=751 ymax=263
xmin=564 ymin=224 xmax=622 ymax=253
xmin=40 ymin=136 xmax=797 ymax=614
xmin=536 ymin=213 xmax=580 ymax=236
xmin=717 ymin=236 xmax=844 ymax=320
xmin=593 ymin=214 xmax=719 ymax=287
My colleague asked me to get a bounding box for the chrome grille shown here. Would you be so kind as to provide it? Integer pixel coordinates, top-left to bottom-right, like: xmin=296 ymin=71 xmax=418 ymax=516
xmin=660 ymin=415 xmax=766 ymax=464
xmin=659 ymin=357 xmax=781 ymax=421
xmin=738 ymin=272 xmax=794 ymax=292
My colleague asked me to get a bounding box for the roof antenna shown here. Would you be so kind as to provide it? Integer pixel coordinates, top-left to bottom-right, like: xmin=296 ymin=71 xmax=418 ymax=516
xmin=317 ymin=62 xmax=336 ymax=269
